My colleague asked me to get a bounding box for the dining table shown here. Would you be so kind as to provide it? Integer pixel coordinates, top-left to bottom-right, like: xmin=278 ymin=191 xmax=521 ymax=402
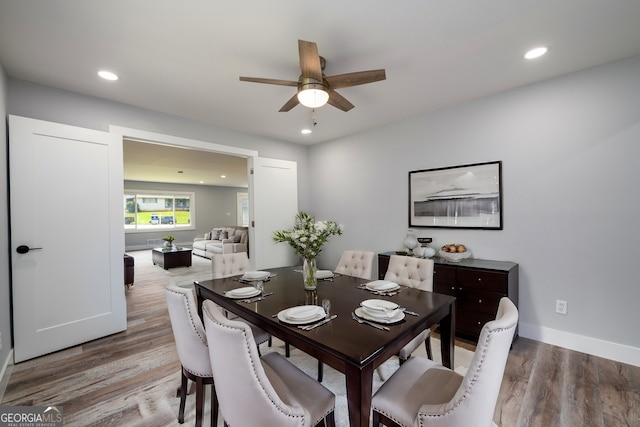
xmin=194 ymin=266 xmax=456 ymax=427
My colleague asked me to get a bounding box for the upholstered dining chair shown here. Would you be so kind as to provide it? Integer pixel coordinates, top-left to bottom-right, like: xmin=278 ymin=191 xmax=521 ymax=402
xmin=202 ymin=299 xmax=337 ymax=427
xmin=211 ymin=252 xmax=253 ymax=279
xmin=371 ymin=297 xmax=518 ymax=427
xmin=334 ymin=250 xmax=375 ymax=280
xmin=384 ymin=255 xmax=435 ymax=363
xmin=210 ymin=253 xmax=272 ymax=353
xmin=165 ymin=285 xmax=218 ymax=427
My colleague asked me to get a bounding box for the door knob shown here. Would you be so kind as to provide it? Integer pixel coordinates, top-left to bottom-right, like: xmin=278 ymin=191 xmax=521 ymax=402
xmin=16 ymin=245 xmax=43 ymax=254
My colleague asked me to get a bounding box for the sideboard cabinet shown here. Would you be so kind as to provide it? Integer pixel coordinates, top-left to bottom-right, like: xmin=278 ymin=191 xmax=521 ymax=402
xmin=378 ymin=252 xmax=519 ymax=342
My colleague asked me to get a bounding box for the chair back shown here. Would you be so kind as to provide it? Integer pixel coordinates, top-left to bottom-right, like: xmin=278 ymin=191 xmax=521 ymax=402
xmin=164 ymin=285 xmax=212 ymax=377
xmin=211 ymin=252 xmax=253 ymax=279
xmin=202 ymin=300 xmax=309 ymax=427
xmin=335 ymin=250 xmax=375 ymax=280
xmin=419 ymin=297 xmax=518 ymax=426
xmin=384 ymin=255 xmax=434 ymax=291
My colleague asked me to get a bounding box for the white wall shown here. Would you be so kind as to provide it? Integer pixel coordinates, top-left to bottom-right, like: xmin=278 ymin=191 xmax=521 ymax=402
xmin=310 ymin=55 xmax=640 ymax=366
xmin=4 ymin=57 xmax=639 ymax=366
xmin=2 ymin=78 xmax=312 ymax=369
xmin=6 ymin=79 xmax=312 ymax=211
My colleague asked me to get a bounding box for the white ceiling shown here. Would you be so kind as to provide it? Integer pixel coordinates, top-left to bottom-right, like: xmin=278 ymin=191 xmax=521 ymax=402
xmin=123 ymin=139 xmax=248 ymax=187
xmin=2 ymin=1 xmax=640 ymax=151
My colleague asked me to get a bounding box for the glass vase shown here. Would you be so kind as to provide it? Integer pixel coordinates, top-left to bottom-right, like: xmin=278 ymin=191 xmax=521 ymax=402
xmin=302 ymin=257 xmax=317 ymax=290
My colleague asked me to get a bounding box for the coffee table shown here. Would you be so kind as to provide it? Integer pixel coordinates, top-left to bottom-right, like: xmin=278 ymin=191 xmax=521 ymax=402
xmin=152 ymin=247 xmax=192 ymax=270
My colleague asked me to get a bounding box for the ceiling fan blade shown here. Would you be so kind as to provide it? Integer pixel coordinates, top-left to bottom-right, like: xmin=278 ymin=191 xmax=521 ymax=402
xmin=298 ymin=40 xmax=323 ymax=81
xmin=327 ymin=89 xmax=355 ymax=112
xmin=324 ymin=69 xmax=386 ymax=89
xmin=279 ymin=93 xmax=300 ymax=112
xmin=239 ymin=76 xmax=298 ymax=87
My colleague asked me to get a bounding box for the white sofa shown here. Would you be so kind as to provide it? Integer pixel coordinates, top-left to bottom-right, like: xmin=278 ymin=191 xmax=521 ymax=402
xmin=193 ymin=226 xmax=248 ymax=258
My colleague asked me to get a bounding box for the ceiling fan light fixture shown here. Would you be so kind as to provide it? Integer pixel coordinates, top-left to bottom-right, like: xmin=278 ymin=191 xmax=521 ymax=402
xmin=297 ymin=81 xmax=329 ymax=108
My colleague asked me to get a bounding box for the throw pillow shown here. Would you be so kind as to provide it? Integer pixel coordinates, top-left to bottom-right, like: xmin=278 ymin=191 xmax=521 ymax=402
xmin=211 ymin=228 xmax=222 ymax=240
xmin=203 ymin=232 xmax=211 ymax=240
xmin=219 ymin=230 xmax=228 ymax=239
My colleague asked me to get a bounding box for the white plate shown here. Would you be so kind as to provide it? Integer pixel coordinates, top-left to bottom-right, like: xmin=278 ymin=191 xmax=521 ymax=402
xmin=316 ymin=270 xmax=334 ymax=279
xmin=242 ymin=271 xmax=270 ymax=281
xmin=226 ymin=287 xmax=261 ymax=299
xmin=360 ymin=299 xmax=400 ymax=318
xmin=278 ymin=306 xmax=326 ymax=325
xmin=355 ymin=307 xmax=405 ymax=324
xmin=365 ymin=280 xmax=400 ymax=292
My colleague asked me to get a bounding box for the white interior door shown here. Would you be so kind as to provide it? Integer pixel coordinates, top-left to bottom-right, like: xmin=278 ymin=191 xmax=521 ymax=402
xmin=10 ymin=115 xmax=126 ymax=363
xmin=249 ymin=157 xmax=298 ymax=269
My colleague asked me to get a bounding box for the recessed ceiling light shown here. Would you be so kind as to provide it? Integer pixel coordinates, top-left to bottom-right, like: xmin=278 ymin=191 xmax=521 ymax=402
xmin=220 ymin=175 xmax=226 ymax=178
xmin=301 ymin=129 xmax=312 ymax=135
xmin=524 ymin=46 xmax=549 ymax=60
xmin=199 ymin=180 xmax=204 ymax=184
xmin=98 ymin=70 xmax=119 ymax=81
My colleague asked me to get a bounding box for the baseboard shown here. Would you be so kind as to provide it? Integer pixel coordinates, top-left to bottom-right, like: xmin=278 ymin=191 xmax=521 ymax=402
xmin=520 ymin=322 xmax=640 ymax=367
xmin=0 ymin=349 xmax=14 ymax=401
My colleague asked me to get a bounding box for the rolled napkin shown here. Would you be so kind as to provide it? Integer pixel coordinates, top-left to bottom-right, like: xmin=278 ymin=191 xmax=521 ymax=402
xmin=360 ymin=299 xmax=399 ymax=318
xmin=316 ymin=270 xmax=334 ymax=279
xmin=286 ymin=305 xmax=325 ymax=321
xmin=365 ymin=280 xmax=399 ymax=291
xmin=242 ymin=271 xmax=270 ymax=280
xmin=226 ymin=286 xmax=260 ymax=298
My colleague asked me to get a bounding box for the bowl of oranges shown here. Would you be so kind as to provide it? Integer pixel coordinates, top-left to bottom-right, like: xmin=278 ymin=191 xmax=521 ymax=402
xmin=438 ymin=244 xmax=472 ymax=262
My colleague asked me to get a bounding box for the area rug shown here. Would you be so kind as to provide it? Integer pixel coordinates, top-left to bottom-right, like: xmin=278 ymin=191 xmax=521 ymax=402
xmin=127 ymin=249 xmax=475 ymax=426
xmin=156 ymin=336 xmax=473 ymax=427
xmin=128 ymin=249 xmax=213 ymax=288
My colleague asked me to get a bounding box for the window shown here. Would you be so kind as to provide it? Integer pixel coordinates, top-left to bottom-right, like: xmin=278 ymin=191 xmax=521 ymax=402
xmin=124 ymin=190 xmax=195 ymax=231
xmin=237 ymin=192 xmax=249 ymax=226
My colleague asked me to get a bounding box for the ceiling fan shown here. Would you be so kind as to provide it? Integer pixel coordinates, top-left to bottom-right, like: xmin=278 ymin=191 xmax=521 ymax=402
xmin=239 ymin=40 xmax=386 ymax=112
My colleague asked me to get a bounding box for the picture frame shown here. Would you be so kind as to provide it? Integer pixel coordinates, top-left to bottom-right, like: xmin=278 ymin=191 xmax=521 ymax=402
xmin=409 ymin=161 xmax=502 ymax=230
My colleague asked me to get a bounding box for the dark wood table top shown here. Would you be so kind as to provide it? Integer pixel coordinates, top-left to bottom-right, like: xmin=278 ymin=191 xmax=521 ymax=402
xmin=194 ymin=266 xmax=456 ymax=427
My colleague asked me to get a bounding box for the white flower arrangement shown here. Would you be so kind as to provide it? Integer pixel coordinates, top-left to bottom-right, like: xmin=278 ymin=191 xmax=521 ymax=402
xmin=273 ymin=212 xmax=342 ymax=259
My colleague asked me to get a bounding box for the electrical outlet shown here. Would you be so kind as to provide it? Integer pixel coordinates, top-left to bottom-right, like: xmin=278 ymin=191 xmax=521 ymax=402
xmin=556 ymin=300 xmax=568 ymax=315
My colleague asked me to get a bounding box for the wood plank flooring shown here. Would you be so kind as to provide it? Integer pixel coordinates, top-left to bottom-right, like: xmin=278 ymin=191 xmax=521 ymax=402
xmin=2 ymin=251 xmax=639 ymax=426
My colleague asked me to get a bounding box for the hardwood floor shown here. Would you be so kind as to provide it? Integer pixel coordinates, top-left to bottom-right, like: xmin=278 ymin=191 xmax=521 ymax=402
xmin=1 ymin=252 xmax=639 ymax=426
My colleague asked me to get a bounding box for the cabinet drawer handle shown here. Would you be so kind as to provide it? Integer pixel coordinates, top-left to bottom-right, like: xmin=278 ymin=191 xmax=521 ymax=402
xmin=477 ymin=321 xmax=482 ymax=325
xmin=451 ymin=286 xmax=455 ymax=291
xmin=478 ymin=299 xmax=483 ymax=304
xmin=477 ymin=277 xmax=482 ymax=282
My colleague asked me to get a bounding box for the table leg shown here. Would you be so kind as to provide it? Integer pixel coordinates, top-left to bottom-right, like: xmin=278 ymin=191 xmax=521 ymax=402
xmin=439 ymin=300 xmax=456 ymax=369
xmin=345 ymin=362 xmax=374 ymax=427
xmin=195 ymin=286 xmax=204 ymax=319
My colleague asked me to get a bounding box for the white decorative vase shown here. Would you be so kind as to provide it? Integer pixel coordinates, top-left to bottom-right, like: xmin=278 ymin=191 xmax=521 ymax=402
xmin=403 ymin=230 xmax=419 ymax=255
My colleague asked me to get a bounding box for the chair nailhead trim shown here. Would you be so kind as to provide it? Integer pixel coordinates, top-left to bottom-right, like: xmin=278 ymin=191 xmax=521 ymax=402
xmin=203 ymin=306 xmax=307 ymax=425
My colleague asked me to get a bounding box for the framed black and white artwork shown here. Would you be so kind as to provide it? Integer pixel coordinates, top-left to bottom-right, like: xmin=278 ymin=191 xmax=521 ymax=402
xmin=409 ymin=161 xmax=502 ymax=230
